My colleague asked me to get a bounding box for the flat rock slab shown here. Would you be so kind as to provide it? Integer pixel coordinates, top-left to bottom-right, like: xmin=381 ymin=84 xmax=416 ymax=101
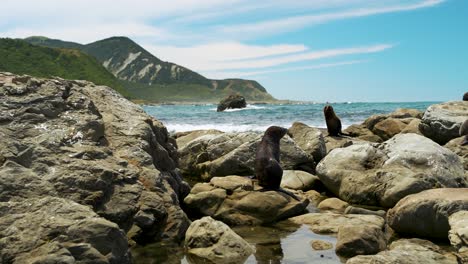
xmin=184 ymin=176 xmax=309 ymax=225
xmin=316 ymin=133 xmax=466 ymax=208
xmin=388 ymin=188 xmax=468 ymax=239
xmin=346 ymin=239 xmax=458 ymax=264
xmin=287 ymin=213 xmax=384 ymax=234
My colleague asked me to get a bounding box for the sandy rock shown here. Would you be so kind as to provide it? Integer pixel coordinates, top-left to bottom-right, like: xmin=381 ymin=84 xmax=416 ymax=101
xmin=288 ymin=122 xmax=327 ymax=162
xmin=346 ymin=239 xmax=458 ymax=264
xmin=288 ymin=213 xmax=384 ymax=234
xmin=185 ymin=216 xmax=254 ymax=263
xmin=419 ymin=101 xmax=468 ymax=144
xmin=318 ymin=198 xmax=349 ymax=213
xmin=335 ymin=225 xmax=386 ymax=258
xmin=281 ymin=170 xmax=320 ymax=191
xmin=304 ymin=190 xmax=328 ymax=206
xmin=175 ymin=129 xmax=223 ymax=149
xmin=316 ymin=134 xmax=466 ymax=207
xmin=371 ymin=118 xmax=407 ymax=141
xmin=184 ymin=176 xmax=309 ymax=225
xmin=310 ymin=240 xmax=334 ymax=251
xmin=343 ymin=124 xmax=383 ymax=143
xmin=400 ymin=119 xmax=422 ymax=134
xmin=445 ymin=136 xmax=468 ymax=171
xmin=344 ymin=206 xmax=386 ymax=218
xmin=448 ymin=211 xmax=468 ymax=263
xmin=387 ymin=188 xmax=468 ymax=239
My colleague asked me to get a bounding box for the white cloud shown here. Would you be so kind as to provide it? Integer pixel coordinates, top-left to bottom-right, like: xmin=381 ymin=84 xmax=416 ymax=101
xmin=204 ymin=60 xmax=367 ymax=79
xmin=217 ymin=0 xmax=445 ymax=38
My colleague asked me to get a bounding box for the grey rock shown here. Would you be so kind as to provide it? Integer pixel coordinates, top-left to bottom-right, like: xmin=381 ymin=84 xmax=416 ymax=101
xmin=184 ymin=176 xmax=309 ymax=225
xmin=316 ymin=133 xmax=466 ymax=207
xmin=288 ymin=122 xmax=327 ymax=162
xmin=185 ymin=216 xmax=254 ymax=263
xmin=387 ymin=188 xmax=468 ymax=239
xmin=346 ymin=238 xmax=458 ymax=264
xmin=419 ymin=101 xmax=468 ymax=144
xmin=0 ymin=197 xmax=130 ymax=264
xmin=335 ymin=225 xmax=386 ymax=258
xmin=178 ymin=131 xmax=315 ymax=180
xmin=0 ymin=73 xmax=191 ymax=259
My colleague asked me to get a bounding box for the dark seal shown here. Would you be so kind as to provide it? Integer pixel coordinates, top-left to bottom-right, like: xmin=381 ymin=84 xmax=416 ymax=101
xmin=460 ymin=119 xmax=468 ymax=146
xmin=323 ymin=105 xmax=348 ymax=137
xmin=255 ymin=126 xmax=288 ymax=189
xmin=463 ymin=92 xmax=468 ymax=101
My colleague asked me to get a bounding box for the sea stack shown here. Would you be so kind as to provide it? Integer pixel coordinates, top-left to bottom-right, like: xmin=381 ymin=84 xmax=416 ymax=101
xmin=217 ymin=94 xmax=247 ymax=112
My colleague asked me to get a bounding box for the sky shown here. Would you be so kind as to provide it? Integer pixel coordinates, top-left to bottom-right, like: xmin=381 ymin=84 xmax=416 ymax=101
xmin=1 ymin=0 xmax=467 ymax=102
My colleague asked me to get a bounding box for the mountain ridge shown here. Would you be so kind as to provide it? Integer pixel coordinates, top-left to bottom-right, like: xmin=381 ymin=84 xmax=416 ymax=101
xmin=25 ymin=36 xmax=276 ymax=102
xmin=24 ymin=36 xmax=275 ymax=103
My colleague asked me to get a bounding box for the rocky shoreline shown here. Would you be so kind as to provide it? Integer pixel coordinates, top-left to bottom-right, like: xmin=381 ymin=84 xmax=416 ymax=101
xmin=1 ymin=72 xmax=467 ymax=263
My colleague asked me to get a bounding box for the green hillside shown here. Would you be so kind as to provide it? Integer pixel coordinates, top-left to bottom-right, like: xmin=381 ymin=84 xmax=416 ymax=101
xmin=0 ymin=38 xmax=129 ymax=97
xmin=23 ymin=36 xmax=276 ymax=103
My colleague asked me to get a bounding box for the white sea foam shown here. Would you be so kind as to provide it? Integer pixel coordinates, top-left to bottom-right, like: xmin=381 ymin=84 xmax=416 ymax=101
xmin=166 ymin=123 xmax=334 ymax=133
xmin=209 ymin=104 xmax=268 ymax=112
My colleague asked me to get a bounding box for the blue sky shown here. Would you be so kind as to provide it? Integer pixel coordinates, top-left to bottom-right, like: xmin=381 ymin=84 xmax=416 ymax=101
xmin=1 ymin=0 xmax=467 ymax=102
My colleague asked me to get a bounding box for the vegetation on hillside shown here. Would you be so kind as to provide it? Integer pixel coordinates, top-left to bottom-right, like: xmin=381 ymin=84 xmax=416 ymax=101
xmin=0 ymin=38 xmax=130 ymax=97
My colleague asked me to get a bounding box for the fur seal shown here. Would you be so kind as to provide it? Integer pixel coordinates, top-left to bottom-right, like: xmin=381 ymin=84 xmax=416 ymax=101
xmin=255 ymin=126 xmax=288 ymax=189
xmin=323 ymin=105 xmax=348 ymax=137
xmin=460 ymin=119 xmax=468 ymax=146
xmin=463 ymin=92 xmax=468 ymax=101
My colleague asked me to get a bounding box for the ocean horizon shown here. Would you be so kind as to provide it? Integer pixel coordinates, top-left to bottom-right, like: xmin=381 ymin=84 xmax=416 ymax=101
xmin=143 ymin=101 xmax=439 ymax=133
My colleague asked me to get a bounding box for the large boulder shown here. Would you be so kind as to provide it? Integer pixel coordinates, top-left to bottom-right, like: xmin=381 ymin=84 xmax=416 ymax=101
xmin=217 ymin=94 xmax=247 ymax=112
xmin=445 ymin=136 xmax=468 ymax=171
xmin=419 ymin=101 xmax=468 ymax=144
xmin=287 ymin=122 xmax=327 ymax=162
xmin=347 ymin=239 xmax=458 ymax=264
xmin=178 ymin=132 xmax=315 ymax=180
xmin=335 ymin=225 xmax=386 ymax=258
xmin=448 ymin=211 xmax=468 ymax=263
xmin=0 ymin=73 xmax=191 ymax=253
xmin=0 ymin=197 xmax=131 ymax=264
xmin=316 ymin=133 xmax=466 ymax=207
xmin=387 ymin=188 xmax=468 ymax=239
xmin=185 ymin=216 xmax=254 ymax=263
xmin=184 ymin=176 xmax=309 ymax=225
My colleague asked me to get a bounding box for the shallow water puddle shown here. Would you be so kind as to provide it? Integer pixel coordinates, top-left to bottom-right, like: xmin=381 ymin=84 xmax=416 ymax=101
xmin=132 ymin=224 xmax=343 ymax=263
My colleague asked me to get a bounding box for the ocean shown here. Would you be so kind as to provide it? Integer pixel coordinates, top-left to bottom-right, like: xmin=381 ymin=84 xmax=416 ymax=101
xmin=143 ymin=102 xmax=438 ymax=133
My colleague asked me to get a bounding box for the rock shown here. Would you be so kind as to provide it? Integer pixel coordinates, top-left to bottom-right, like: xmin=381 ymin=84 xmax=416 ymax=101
xmin=0 ymin=197 xmax=131 ymax=264
xmin=335 ymin=225 xmax=386 ymax=258
xmin=280 ymin=170 xmax=320 ymax=191
xmin=310 ymin=240 xmax=333 ymax=251
xmin=185 ymin=216 xmax=254 ymax=263
xmin=304 ymin=190 xmax=327 ymax=207
xmin=344 ymin=206 xmax=386 ymax=218
xmin=343 ymin=124 xmax=382 ymax=143
xmin=445 ymin=136 xmax=468 ymax=170
xmin=324 ymin=136 xmax=356 ymax=153
xmin=448 ymin=211 xmax=468 ymax=263
xmin=316 ymin=133 xmax=466 ymax=207
xmin=387 ymin=188 xmax=468 ymax=239
xmin=184 ymin=176 xmax=309 ymax=225
xmin=464 ymin=92 xmax=468 ymax=101
xmin=0 ymin=73 xmax=191 ymax=252
xmin=371 ymin=118 xmax=407 ymax=140
xmin=178 ymin=131 xmax=315 ymax=180
xmin=175 ymin=129 xmax=223 ymax=149
xmin=288 ymin=122 xmax=327 ymax=162
xmin=318 ymin=198 xmax=349 ymax=213
xmin=389 ymin=108 xmax=423 ymax=119
xmin=288 ymin=213 xmax=384 ymax=234
xmin=419 ymin=101 xmax=468 ymax=144
xmin=346 ymin=238 xmax=458 ymax=264
xmin=217 ymin=94 xmax=247 ymax=112
xmin=400 ymin=118 xmax=422 ymax=134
